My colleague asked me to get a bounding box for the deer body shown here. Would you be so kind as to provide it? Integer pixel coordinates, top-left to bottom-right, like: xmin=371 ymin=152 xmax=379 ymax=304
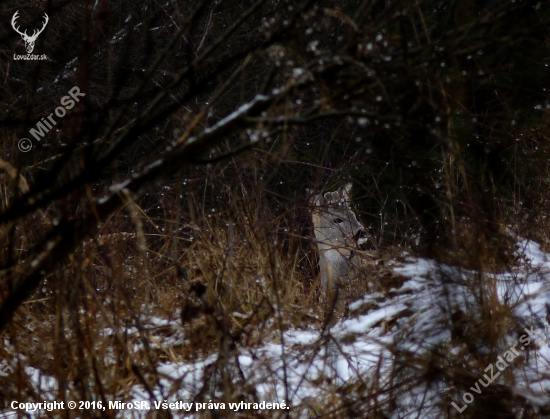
xmin=311 ymin=184 xmax=367 ymax=294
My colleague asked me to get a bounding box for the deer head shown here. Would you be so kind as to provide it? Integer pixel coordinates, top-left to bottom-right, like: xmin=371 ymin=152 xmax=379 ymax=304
xmin=12 ymin=11 xmax=49 ymax=54
xmin=310 ymin=183 xmax=368 ymax=291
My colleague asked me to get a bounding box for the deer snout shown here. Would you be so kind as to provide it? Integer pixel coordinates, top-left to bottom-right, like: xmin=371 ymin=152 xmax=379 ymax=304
xmin=355 ymin=228 xmax=368 ymax=246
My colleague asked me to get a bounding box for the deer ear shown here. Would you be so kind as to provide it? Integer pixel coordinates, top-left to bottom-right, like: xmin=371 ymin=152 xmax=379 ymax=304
xmin=339 ymin=183 xmax=352 ymax=202
xmin=325 ymin=191 xmax=339 ymax=203
xmin=307 ymin=189 xmax=322 ymax=207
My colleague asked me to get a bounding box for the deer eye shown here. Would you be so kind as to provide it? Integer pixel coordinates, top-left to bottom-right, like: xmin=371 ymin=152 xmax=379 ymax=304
xmin=333 ymin=218 xmax=343 ymax=224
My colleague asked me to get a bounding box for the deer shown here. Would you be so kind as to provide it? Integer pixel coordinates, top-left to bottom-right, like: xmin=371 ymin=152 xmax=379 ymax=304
xmin=12 ymin=11 xmax=49 ymax=54
xmin=310 ymin=183 xmax=373 ymax=316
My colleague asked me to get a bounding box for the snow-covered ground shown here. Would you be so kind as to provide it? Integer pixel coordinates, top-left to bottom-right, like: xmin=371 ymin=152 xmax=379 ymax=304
xmin=3 ymin=239 xmax=550 ymax=418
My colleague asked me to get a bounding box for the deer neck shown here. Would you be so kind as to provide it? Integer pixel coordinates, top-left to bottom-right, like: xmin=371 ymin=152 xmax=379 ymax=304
xmin=319 ymin=249 xmax=353 ymax=288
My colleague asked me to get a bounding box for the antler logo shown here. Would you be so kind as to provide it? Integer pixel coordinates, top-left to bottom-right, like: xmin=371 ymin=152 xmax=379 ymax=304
xmin=11 ymin=11 xmax=49 ymax=54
